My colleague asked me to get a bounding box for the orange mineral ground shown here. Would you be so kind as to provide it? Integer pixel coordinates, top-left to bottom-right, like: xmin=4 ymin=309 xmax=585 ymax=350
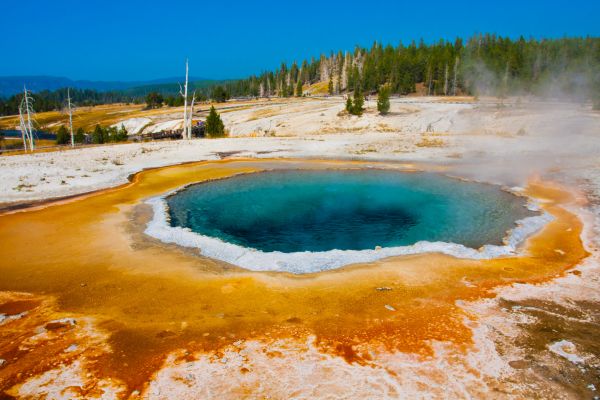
xmin=0 ymin=159 xmax=590 ymax=398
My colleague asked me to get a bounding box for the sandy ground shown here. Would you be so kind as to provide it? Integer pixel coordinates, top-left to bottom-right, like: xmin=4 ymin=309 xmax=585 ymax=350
xmin=1 ymin=96 xmax=600 ymax=399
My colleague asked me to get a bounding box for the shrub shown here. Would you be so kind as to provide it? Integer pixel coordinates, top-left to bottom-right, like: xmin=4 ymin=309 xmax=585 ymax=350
xmin=145 ymin=92 xmax=163 ymax=109
xmin=345 ymin=97 xmax=353 ymax=113
xmin=74 ymin=127 xmax=85 ymax=143
xmin=205 ymin=106 xmax=226 ymax=138
xmin=351 ymin=86 xmax=364 ymax=115
xmin=92 ymin=124 xmax=104 ymax=144
xmin=377 ymin=85 xmax=391 ymax=115
xmin=56 ymin=125 xmax=70 ymax=145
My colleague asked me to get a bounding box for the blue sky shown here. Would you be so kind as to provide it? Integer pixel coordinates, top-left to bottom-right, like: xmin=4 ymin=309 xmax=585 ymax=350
xmin=1 ymin=0 xmax=598 ymax=81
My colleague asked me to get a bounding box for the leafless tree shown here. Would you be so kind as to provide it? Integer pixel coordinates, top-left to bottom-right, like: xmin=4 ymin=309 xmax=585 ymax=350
xmin=19 ymin=86 xmax=35 ymax=151
xmin=179 ymin=59 xmax=190 ymax=140
xmin=67 ymin=88 xmax=75 ymax=147
xmin=187 ymin=90 xmax=197 ymax=139
xmin=452 ymin=57 xmax=460 ymax=96
xmin=444 ymin=63 xmax=449 ymax=96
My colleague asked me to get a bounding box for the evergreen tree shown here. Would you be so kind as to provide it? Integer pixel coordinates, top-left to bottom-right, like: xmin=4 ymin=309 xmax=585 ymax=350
xmin=351 ymin=85 xmax=364 ymax=115
xmin=74 ymin=127 xmax=85 ymax=144
xmin=145 ymin=92 xmax=163 ymax=109
xmin=56 ymin=125 xmax=70 ymax=145
xmin=296 ymin=79 xmax=303 ymax=97
xmin=210 ymin=86 xmax=229 ymax=103
xmin=102 ymin=126 xmax=111 ymax=143
xmin=205 ymin=106 xmax=225 ymax=138
xmin=345 ymin=97 xmax=353 ymax=113
xmin=91 ymin=125 xmax=104 ymax=144
xmin=377 ymin=84 xmax=391 ymax=115
xmin=106 ymin=126 xmax=118 ymax=142
xmin=116 ymin=124 xmax=128 ymax=141
xmin=328 ymin=77 xmax=334 ymax=95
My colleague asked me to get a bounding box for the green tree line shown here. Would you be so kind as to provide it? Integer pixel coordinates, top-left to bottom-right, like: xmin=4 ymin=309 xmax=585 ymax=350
xmin=1 ymin=35 xmax=598 ymax=117
xmin=222 ymin=35 xmax=600 ymax=102
xmin=0 ymin=88 xmax=138 ymax=116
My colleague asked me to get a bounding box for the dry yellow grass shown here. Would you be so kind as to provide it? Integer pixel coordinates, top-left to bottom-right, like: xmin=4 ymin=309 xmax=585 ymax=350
xmin=306 ymin=81 xmax=330 ymax=95
xmin=416 ymin=135 xmax=446 ymax=147
xmin=0 ymin=99 xmax=267 ymax=133
xmin=246 ymin=107 xmax=281 ymax=121
xmin=0 ymin=103 xmax=156 ymax=132
xmin=436 ymin=96 xmax=475 ymax=103
xmin=376 ymin=123 xmax=398 ymax=132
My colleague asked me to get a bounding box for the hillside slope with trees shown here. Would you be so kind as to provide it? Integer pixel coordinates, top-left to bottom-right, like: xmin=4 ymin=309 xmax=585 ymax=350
xmin=224 ymin=35 xmax=600 ymax=103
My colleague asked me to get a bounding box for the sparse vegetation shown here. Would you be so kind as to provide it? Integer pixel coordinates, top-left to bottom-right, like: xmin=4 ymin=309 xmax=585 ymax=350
xmin=416 ymin=136 xmax=445 ymax=147
xmin=91 ymin=124 xmax=128 ymax=144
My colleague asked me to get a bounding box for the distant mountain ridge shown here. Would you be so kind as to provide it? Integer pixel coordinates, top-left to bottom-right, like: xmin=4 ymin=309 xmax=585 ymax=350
xmin=0 ymin=75 xmax=217 ymax=97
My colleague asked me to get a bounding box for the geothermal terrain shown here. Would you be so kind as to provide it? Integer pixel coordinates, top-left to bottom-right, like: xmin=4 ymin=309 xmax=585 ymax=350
xmin=0 ymin=96 xmax=599 ymax=399
xmin=2 ymin=96 xmax=597 ymax=203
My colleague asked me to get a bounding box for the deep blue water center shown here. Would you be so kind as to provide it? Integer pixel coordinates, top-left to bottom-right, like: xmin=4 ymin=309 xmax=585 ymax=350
xmin=166 ymin=170 xmax=534 ymax=253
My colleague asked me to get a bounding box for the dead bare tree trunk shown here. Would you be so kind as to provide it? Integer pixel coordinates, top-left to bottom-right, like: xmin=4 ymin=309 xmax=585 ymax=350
xmin=452 ymin=57 xmax=460 ymax=96
xmin=67 ymin=88 xmax=75 ymax=147
xmin=188 ymin=91 xmax=196 ymax=139
xmin=427 ymin=66 xmax=433 ymax=96
xmin=20 ymin=86 xmax=35 ymax=151
xmin=502 ymin=62 xmax=510 ymax=97
xmin=266 ymin=77 xmax=271 ymax=98
xmin=444 ymin=64 xmax=449 ymax=96
xmin=180 ymin=59 xmax=189 ymax=140
xmin=18 ymin=102 xmax=28 ymax=152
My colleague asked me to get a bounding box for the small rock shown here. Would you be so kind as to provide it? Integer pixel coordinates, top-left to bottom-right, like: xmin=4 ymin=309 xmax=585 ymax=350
xmin=376 ymin=287 xmax=393 ymax=291
xmin=509 ymin=359 xmax=529 ymax=369
xmin=65 ymin=344 xmax=78 ymax=353
xmin=0 ymin=359 xmax=6 ymax=367
xmin=384 ymin=304 xmax=396 ymax=311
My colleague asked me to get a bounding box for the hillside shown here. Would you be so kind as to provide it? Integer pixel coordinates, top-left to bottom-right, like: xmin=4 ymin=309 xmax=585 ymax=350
xmin=0 ymin=75 xmax=217 ymax=97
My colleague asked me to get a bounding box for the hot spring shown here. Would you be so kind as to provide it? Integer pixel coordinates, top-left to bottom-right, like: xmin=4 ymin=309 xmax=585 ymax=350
xmin=148 ymin=169 xmax=543 ymax=273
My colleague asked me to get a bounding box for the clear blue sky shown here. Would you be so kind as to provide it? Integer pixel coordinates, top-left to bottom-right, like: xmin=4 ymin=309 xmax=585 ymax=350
xmin=1 ymin=0 xmax=598 ymax=81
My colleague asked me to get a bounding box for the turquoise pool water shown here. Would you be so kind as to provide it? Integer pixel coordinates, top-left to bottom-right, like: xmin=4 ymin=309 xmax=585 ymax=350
xmin=166 ymin=170 xmax=535 ymax=253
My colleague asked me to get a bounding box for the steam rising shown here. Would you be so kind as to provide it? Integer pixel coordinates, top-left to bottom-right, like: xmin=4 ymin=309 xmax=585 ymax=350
xmin=448 ymin=63 xmax=600 ymax=186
